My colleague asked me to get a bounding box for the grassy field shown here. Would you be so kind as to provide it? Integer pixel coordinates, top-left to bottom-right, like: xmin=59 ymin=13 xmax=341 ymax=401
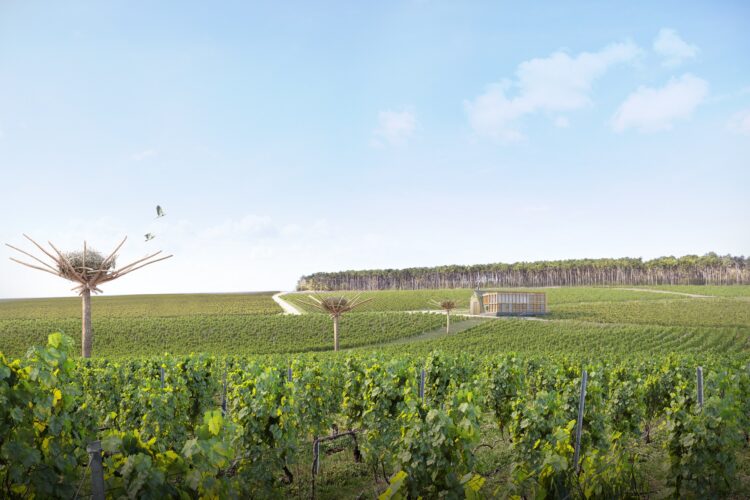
xmin=0 ymin=292 xmax=281 ymax=319
xmin=284 ymin=286 xmax=690 ymax=313
xmin=285 ymin=289 xmax=476 ymax=312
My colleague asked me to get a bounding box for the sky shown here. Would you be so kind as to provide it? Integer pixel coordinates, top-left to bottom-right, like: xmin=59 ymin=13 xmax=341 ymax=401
xmin=1 ymin=0 xmax=749 ymax=298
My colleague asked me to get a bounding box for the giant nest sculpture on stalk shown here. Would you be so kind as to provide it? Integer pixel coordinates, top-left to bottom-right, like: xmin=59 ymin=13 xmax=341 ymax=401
xmin=429 ymin=299 xmax=457 ymax=333
xmin=6 ymin=234 xmax=172 ymax=358
xmin=299 ymin=293 xmax=373 ymax=351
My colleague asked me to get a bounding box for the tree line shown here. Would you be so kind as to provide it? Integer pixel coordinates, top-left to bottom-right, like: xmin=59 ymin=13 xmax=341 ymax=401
xmin=297 ymin=253 xmax=750 ymax=290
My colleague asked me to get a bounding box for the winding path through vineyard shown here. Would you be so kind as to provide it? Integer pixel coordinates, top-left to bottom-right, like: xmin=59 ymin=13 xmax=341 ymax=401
xmin=272 ymin=292 xmax=303 ymax=315
xmin=613 ymin=287 xmax=714 ymax=298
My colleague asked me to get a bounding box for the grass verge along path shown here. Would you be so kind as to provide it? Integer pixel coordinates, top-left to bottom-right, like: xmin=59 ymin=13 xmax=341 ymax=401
xmin=381 ymin=318 xmax=488 ymax=345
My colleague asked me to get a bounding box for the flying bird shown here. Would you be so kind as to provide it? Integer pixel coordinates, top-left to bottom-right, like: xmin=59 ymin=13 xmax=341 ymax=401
xmin=145 ymin=233 xmax=156 ymax=242
xmin=156 ymin=205 xmax=166 ymax=218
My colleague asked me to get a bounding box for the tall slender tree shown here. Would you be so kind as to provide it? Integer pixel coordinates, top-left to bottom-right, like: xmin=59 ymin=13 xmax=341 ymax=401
xmin=6 ymin=234 xmax=172 ymax=358
xmin=297 ymin=253 xmax=750 ymax=290
xmin=299 ymin=294 xmax=372 ymax=351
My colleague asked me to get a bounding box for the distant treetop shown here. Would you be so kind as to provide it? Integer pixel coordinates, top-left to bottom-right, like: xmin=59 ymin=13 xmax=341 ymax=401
xmin=297 ymin=253 xmax=750 ymax=291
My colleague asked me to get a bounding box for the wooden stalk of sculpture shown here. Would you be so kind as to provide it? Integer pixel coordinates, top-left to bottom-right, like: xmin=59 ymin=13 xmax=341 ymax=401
xmin=430 ymin=299 xmax=457 ymax=333
xmin=299 ymin=294 xmax=373 ymax=351
xmin=6 ymin=234 xmax=172 ymax=357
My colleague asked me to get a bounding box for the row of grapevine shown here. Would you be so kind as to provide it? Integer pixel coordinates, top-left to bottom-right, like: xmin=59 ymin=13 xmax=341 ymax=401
xmin=551 ymin=297 xmax=750 ymax=328
xmin=0 ymin=292 xmax=282 ymax=321
xmin=0 ymin=312 xmax=447 ymax=358
xmin=2 ymin=334 xmax=749 ymax=498
xmin=285 ymin=287 xmax=688 ymax=313
xmin=377 ymin=318 xmax=749 ymax=360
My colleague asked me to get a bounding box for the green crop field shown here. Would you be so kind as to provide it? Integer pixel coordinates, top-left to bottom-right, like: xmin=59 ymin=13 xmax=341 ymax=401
xmin=0 ymin=291 xmax=281 ymax=320
xmin=285 ymin=289 xmax=476 ymax=312
xmin=370 ymin=319 xmax=750 ymax=360
xmin=0 ymin=312 xmax=447 ymax=358
xmin=3 ymin=333 xmax=749 ymax=499
xmin=2 ymin=287 xmax=748 ymax=360
xmin=284 ymin=286 xmax=685 ymax=313
xmin=2 ymin=286 xmax=750 ymax=498
xmin=549 ymin=297 xmax=750 ymax=328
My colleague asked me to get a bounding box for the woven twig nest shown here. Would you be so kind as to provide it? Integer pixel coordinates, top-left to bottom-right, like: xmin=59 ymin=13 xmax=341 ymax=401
xmin=316 ymin=296 xmax=356 ymax=314
xmin=301 ymin=293 xmax=373 ymax=316
xmin=59 ymin=250 xmax=115 ymax=279
xmin=322 ymin=296 xmax=351 ymax=308
xmin=430 ymin=299 xmax=457 ymax=310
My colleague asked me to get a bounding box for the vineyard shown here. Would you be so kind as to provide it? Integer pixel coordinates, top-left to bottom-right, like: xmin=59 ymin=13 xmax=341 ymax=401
xmin=284 ymin=286 xmax=695 ymax=313
xmin=549 ymin=298 xmax=750 ymax=328
xmin=2 ymin=333 xmax=749 ymax=498
xmin=1 ymin=287 xmax=750 ymax=497
xmin=4 ymin=0 xmax=747 ymax=497
xmin=0 ymin=292 xmax=282 ymax=320
xmin=376 ymin=319 xmax=750 ymax=359
xmin=0 ymin=312 xmax=447 ymax=358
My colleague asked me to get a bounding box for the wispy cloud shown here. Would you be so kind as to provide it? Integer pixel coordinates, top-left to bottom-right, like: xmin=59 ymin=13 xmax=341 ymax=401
xmin=199 ymin=214 xmax=274 ymax=240
xmin=554 ymin=116 xmax=570 ymax=128
xmin=464 ymin=41 xmax=641 ymax=141
xmin=653 ymin=28 xmax=699 ymax=68
xmin=612 ymin=74 xmax=708 ymax=133
xmin=727 ymin=108 xmax=750 ymax=137
xmin=131 ymin=149 xmax=157 ymax=161
xmin=372 ymin=109 xmax=417 ymax=146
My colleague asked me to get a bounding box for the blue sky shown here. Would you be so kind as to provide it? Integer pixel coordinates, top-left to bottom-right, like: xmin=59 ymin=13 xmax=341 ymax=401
xmin=1 ymin=1 xmax=749 ymax=298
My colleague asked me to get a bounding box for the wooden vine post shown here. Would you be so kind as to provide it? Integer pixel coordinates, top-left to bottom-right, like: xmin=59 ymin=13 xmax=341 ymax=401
xmin=299 ymin=294 xmax=373 ymax=351
xmin=573 ymin=370 xmax=588 ymax=472
xmin=6 ymin=234 xmax=172 ymax=358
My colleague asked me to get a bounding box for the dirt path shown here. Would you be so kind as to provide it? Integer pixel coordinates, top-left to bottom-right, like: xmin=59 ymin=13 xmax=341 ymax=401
xmin=614 ymin=287 xmax=715 ymax=298
xmin=272 ymin=292 xmax=303 ymax=315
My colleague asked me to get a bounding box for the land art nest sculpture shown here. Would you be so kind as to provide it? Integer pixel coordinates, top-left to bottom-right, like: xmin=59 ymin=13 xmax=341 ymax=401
xmin=6 ymin=234 xmax=172 ymax=357
xmin=429 ymin=299 xmax=457 ymax=333
xmin=299 ymin=293 xmax=373 ymax=351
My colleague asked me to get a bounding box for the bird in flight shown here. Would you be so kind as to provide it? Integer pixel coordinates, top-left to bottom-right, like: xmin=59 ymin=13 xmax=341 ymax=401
xmin=156 ymin=205 xmax=166 ymax=218
xmin=145 ymin=233 xmax=156 ymax=242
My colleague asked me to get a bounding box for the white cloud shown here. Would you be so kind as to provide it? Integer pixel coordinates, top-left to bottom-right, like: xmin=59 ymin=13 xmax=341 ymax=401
xmin=612 ymin=74 xmax=708 ymax=132
xmin=554 ymin=116 xmax=570 ymax=128
xmin=372 ymin=109 xmax=416 ymax=146
xmin=131 ymin=149 xmax=157 ymax=161
xmin=199 ymin=214 xmax=273 ymax=240
xmin=653 ymin=28 xmax=699 ymax=68
xmin=465 ymin=41 xmax=640 ymax=141
xmin=727 ymin=108 xmax=750 ymax=137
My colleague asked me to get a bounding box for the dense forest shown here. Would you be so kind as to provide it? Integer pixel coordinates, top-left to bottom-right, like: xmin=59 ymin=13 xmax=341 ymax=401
xmin=297 ymin=253 xmax=750 ymax=290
